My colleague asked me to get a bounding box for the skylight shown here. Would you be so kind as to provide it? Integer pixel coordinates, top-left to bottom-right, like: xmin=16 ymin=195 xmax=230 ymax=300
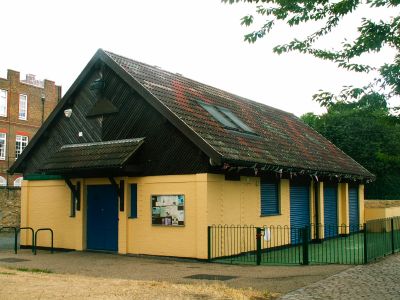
xmin=198 ymin=101 xmax=255 ymax=134
xmin=198 ymin=101 xmax=237 ymax=130
xmin=217 ymin=106 xmax=255 ymax=133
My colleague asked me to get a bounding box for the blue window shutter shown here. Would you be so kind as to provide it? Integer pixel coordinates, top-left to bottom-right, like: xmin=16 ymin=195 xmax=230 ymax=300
xmin=130 ymin=184 xmax=137 ymax=218
xmin=261 ymin=181 xmax=279 ymax=215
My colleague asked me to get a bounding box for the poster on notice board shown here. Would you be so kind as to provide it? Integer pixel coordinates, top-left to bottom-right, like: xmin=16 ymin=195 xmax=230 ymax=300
xmin=151 ymin=195 xmax=184 ymax=226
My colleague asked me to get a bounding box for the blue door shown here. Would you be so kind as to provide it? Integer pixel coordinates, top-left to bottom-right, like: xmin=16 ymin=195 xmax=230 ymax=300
xmin=349 ymin=186 xmax=359 ymax=233
xmin=290 ymin=183 xmax=310 ymax=244
xmin=324 ymin=184 xmax=338 ymax=238
xmin=87 ymin=185 xmax=118 ymax=251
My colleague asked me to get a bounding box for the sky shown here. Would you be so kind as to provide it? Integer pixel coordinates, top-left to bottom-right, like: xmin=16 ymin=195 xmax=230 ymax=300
xmin=0 ymin=0 xmax=398 ymax=117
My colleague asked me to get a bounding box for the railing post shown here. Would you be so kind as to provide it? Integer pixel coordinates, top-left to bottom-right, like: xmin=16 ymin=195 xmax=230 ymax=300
xmin=302 ymin=227 xmax=309 ymax=265
xmin=207 ymin=226 xmax=211 ymax=261
xmin=256 ymin=227 xmax=262 ymax=265
xmin=391 ymin=218 xmax=395 ymax=255
xmin=14 ymin=228 xmax=17 ymax=254
xmin=363 ymin=223 xmax=368 ymax=264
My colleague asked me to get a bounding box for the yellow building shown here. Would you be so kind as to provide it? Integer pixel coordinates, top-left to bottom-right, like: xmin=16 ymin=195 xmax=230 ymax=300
xmin=10 ymin=50 xmax=374 ymax=259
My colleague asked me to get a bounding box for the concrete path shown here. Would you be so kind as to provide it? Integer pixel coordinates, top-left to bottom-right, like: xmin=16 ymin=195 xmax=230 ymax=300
xmin=1 ymin=248 xmax=399 ymax=299
xmin=281 ymin=253 xmax=400 ymax=299
xmin=0 ymin=249 xmax=348 ymax=295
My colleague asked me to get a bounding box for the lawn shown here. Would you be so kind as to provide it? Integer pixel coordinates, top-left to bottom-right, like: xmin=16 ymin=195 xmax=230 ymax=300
xmin=213 ymin=233 xmax=366 ymax=265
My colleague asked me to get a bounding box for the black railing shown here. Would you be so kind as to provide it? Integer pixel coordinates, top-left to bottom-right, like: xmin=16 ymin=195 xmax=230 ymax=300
xmin=1 ymin=226 xmax=54 ymax=255
xmin=208 ymin=219 xmax=399 ymax=266
xmin=34 ymin=228 xmax=54 ymax=255
xmin=19 ymin=227 xmax=35 ymax=253
xmin=364 ymin=216 xmax=400 ymax=262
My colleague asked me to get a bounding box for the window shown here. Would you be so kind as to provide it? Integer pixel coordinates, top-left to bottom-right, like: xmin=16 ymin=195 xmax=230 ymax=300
xmin=0 ymin=176 xmax=6 ymax=187
xmin=260 ymin=180 xmax=280 ymax=216
xmin=0 ymin=89 xmax=7 ymax=117
xmin=218 ymin=106 xmax=255 ymax=133
xmin=13 ymin=177 xmax=22 ymax=187
xmin=15 ymin=135 xmax=28 ymax=159
xmin=198 ymin=101 xmax=255 ymax=134
xmin=198 ymin=101 xmax=237 ymax=129
xmin=130 ymin=184 xmax=137 ymax=218
xmin=19 ymin=94 xmax=27 ymax=120
xmin=0 ymin=133 xmax=6 ymax=160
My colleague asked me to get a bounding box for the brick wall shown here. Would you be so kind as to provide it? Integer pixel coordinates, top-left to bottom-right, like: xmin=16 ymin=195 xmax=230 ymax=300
xmin=0 ymin=187 xmax=20 ymax=227
xmin=0 ymin=69 xmax=61 ymax=186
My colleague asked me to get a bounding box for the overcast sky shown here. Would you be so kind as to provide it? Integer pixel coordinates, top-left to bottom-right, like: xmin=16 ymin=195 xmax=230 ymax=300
xmin=0 ymin=0 xmax=398 ymax=116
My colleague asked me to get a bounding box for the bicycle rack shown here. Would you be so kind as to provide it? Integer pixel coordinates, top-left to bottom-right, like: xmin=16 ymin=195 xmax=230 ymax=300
xmin=0 ymin=226 xmax=18 ymax=254
xmin=34 ymin=228 xmax=54 ymax=255
xmin=18 ymin=227 xmax=35 ymax=254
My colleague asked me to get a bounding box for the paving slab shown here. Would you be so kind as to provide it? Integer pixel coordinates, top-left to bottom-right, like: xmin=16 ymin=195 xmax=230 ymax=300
xmin=280 ymin=253 xmax=400 ymax=299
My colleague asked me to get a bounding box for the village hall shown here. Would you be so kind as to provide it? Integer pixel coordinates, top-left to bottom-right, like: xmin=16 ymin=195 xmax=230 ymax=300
xmin=9 ymin=49 xmax=373 ymax=259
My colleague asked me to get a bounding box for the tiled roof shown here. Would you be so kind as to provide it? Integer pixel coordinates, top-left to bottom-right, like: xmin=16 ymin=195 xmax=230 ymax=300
xmin=42 ymin=138 xmax=144 ymax=172
xmin=104 ymin=50 xmax=373 ymax=179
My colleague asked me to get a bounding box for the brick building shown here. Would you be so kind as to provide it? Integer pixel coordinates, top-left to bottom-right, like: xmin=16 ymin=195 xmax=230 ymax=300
xmin=0 ymin=69 xmax=61 ymax=186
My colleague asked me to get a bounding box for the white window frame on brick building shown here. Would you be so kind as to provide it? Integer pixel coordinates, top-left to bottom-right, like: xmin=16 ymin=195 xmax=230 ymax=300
xmin=13 ymin=177 xmax=22 ymax=187
xmin=0 ymin=176 xmax=6 ymax=187
xmin=15 ymin=135 xmax=28 ymax=159
xmin=0 ymin=89 xmax=7 ymax=117
xmin=0 ymin=133 xmax=6 ymax=160
xmin=19 ymin=94 xmax=28 ymax=120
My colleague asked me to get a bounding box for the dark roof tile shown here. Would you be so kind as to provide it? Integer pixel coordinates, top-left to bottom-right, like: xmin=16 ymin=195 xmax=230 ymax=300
xmin=42 ymin=138 xmax=144 ymax=172
xmin=104 ymin=50 xmax=373 ymax=179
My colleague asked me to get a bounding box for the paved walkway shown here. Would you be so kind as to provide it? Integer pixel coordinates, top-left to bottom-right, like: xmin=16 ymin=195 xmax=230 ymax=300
xmin=0 ymin=249 xmax=348 ymax=295
xmin=281 ymin=253 xmax=400 ymax=299
xmin=1 ymin=247 xmax=399 ymax=299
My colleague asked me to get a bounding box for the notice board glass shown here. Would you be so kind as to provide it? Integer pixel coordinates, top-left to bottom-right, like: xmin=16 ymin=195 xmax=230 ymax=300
xmin=151 ymin=195 xmax=185 ymax=226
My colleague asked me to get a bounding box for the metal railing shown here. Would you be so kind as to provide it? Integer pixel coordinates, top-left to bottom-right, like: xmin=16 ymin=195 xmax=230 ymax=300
xmin=0 ymin=226 xmax=53 ymax=255
xmin=34 ymin=228 xmax=54 ymax=255
xmin=208 ymin=219 xmax=399 ymax=266
xmin=364 ymin=216 xmax=400 ymax=262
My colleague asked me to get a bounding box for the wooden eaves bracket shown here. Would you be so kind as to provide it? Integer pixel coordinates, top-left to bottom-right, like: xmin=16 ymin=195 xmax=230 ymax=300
xmin=108 ymin=177 xmax=125 ymax=212
xmin=64 ymin=178 xmax=81 ymax=217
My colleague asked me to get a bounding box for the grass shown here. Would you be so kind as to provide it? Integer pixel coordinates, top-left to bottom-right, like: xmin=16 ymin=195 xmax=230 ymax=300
xmin=15 ymin=267 xmax=53 ymax=274
xmin=0 ymin=271 xmax=16 ymax=275
xmin=213 ymin=233 xmax=367 ymax=265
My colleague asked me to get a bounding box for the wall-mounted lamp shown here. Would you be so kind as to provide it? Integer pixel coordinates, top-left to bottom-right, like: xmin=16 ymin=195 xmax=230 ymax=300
xmin=64 ymin=108 xmax=73 ymax=118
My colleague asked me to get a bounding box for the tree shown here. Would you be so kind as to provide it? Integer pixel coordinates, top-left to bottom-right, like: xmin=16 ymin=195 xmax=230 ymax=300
xmin=301 ymin=94 xmax=400 ymax=199
xmin=223 ymin=0 xmax=400 ymax=108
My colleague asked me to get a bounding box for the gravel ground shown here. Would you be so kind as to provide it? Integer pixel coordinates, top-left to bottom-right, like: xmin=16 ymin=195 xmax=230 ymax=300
xmin=0 ymin=249 xmax=349 ymax=296
xmin=0 ymin=266 xmax=269 ymax=300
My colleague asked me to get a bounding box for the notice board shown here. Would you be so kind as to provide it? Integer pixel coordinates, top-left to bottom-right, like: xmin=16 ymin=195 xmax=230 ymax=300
xmin=151 ymin=195 xmax=185 ymax=226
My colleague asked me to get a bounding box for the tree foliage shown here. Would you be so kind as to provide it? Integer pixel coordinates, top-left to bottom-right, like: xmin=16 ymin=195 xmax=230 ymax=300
xmin=223 ymin=0 xmax=400 ymax=107
xmin=301 ymin=94 xmax=400 ymax=199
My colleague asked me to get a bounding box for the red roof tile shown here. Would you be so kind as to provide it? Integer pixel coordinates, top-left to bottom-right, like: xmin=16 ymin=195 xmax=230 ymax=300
xmin=103 ymin=50 xmax=373 ymax=179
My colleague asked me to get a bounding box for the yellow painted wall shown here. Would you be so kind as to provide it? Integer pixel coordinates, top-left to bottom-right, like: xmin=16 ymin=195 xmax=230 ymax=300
xmin=206 ymin=175 xmax=290 ymax=227
xmin=21 ymin=174 xmax=366 ymax=259
xmin=338 ymin=183 xmax=349 ymax=228
xmin=20 ymin=179 xmax=84 ymax=250
xmin=21 ymin=175 xmax=207 ymax=258
xmin=316 ymin=182 xmax=325 ymax=239
xmin=359 ymin=184 xmax=365 ymax=225
xmin=125 ymin=174 xmax=208 ymax=259
xmin=365 ymin=200 xmax=400 ymax=221
xmin=206 ymin=175 xmax=292 ymax=255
